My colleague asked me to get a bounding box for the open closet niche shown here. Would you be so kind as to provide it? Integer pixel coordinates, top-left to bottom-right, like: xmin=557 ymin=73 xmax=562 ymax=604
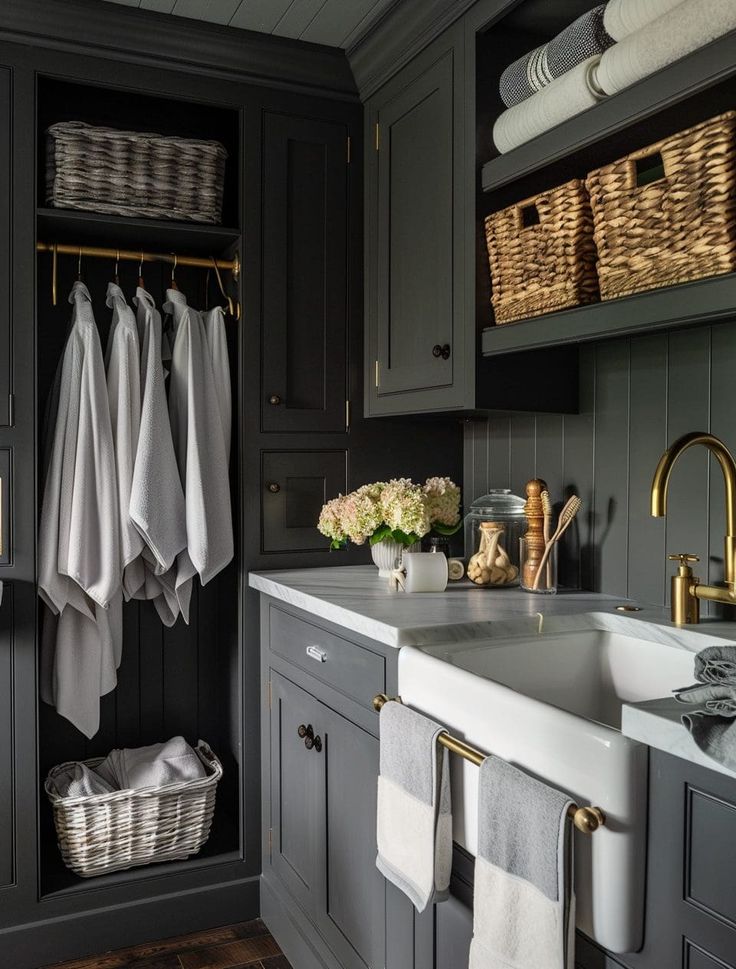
xmin=35 ymin=75 xmax=243 ymax=897
xmin=475 ymin=0 xmax=736 ymax=337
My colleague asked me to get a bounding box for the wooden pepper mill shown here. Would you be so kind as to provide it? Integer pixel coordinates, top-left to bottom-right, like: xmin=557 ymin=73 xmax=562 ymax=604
xmin=522 ymin=478 xmax=548 ymax=590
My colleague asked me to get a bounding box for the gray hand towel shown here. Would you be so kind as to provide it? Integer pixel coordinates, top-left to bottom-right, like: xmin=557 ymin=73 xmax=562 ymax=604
xmin=675 ymin=682 xmax=736 ymax=716
xmin=500 ymin=5 xmax=613 ymax=108
xmin=376 ymin=702 xmax=452 ymax=912
xmin=470 ymin=758 xmax=575 ymax=969
xmin=49 ymin=762 xmax=115 ymax=799
xmin=693 ymin=645 xmax=736 ymax=686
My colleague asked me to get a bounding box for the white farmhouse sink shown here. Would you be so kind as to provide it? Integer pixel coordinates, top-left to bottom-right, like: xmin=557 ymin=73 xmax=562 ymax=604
xmin=398 ymin=615 xmax=698 ymax=954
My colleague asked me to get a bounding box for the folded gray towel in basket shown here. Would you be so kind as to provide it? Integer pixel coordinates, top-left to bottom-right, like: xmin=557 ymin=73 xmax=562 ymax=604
xmin=499 ymin=4 xmax=613 ymax=108
xmin=96 ymin=735 xmax=206 ymax=790
xmin=49 ymin=762 xmax=116 ymax=799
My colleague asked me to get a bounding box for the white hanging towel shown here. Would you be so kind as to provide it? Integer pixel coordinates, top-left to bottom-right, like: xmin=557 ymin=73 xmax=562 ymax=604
xmin=105 ymin=282 xmax=145 ymax=600
xmin=202 ymin=306 xmax=232 ymax=465
xmin=38 ymin=281 xmax=122 ymax=738
xmin=129 ymin=287 xmax=187 ymax=625
xmin=165 ymin=288 xmax=233 ymax=591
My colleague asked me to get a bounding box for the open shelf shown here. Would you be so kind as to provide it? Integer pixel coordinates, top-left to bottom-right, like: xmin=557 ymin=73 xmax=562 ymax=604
xmin=481 ymin=33 xmax=736 ymax=194
xmin=481 ymin=273 xmax=736 ymax=356
xmin=37 ymin=207 xmax=241 ymax=255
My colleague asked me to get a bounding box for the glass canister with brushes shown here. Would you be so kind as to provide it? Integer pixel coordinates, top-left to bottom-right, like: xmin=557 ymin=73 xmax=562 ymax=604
xmin=464 ymin=489 xmax=527 ymax=587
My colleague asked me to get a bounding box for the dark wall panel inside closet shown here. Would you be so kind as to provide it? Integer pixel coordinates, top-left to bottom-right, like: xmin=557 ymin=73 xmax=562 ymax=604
xmin=465 ymin=321 xmax=736 ymax=610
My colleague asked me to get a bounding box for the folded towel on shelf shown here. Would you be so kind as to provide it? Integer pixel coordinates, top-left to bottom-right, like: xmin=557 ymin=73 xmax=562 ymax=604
xmin=376 ymin=701 xmax=452 ymax=912
xmin=493 ymin=56 xmax=606 ymax=154
xmin=603 ymin=0 xmax=692 ymax=41
xmin=675 ymin=682 xmax=736 ymax=716
xmin=500 ymin=5 xmax=613 ymax=108
xmin=693 ymin=644 xmax=736 ymax=685
xmin=469 ymin=757 xmax=575 ymax=969
xmin=678 ymin=706 xmax=736 ymax=771
xmin=96 ymin=736 xmax=205 ymax=791
xmin=48 ymin=762 xmax=115 ymax=799
xmin=595 ymin=0 xmax=736 ymax=97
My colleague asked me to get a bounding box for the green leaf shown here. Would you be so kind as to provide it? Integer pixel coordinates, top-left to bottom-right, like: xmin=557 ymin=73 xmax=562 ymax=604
xmin=329 ymin=539 xmax=347 ymax=551
xmin=432 ymin=521 xmax=462 ymax=536
xmin=369 ymin=524 xmax=393 ymax=546
xmin=391 ymin=529 xmax=420 ymax=547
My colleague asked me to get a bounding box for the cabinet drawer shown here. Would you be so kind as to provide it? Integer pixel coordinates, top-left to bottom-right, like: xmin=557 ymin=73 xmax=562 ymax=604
xmin=687 ymin=785 xmax=736 ymax=929
xmin=269 ymin=606 xmax=385 ymax=708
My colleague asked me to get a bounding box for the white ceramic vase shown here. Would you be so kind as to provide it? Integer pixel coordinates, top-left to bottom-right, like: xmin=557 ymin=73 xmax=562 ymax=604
xmin=371 ymin=540 xmax=405 ymax=577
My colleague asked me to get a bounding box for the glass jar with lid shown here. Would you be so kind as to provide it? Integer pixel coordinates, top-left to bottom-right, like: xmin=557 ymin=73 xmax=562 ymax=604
xmin=464 ymin=489 xmax=527 ymax=587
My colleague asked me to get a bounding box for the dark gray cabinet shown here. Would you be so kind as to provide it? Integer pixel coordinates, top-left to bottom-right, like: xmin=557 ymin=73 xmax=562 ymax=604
xmin=365 ymin=24 xmax=470 ymax=416
xmin=261 ymin=600 xmax=401 ymax=969
xmin=262 ymin=113 xmax=349 ymax=435
xmin=0 ymin=65 xmax=10 ymax=428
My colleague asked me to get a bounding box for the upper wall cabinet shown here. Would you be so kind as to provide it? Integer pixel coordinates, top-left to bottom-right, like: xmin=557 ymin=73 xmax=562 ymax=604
xmin=364 ymin=25 xmax=470 ymax=417
xmin=262 ymin=112 xmax=349 ymax=434
xmin=0 ymin=65 xmax=11 ymax=427
xmin=363 ymin=21 xmax=579 ymax=418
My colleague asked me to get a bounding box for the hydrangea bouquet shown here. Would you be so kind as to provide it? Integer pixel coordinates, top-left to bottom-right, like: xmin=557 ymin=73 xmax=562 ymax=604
xmin=318 ymin=477 xmax=461 ymax=551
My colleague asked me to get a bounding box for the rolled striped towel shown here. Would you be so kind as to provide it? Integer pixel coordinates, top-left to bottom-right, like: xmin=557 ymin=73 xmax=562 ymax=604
xmin=494 ymin=56 xmax=606 ymax=154
xmin=499 ymin=4 xmax=614 ymax=108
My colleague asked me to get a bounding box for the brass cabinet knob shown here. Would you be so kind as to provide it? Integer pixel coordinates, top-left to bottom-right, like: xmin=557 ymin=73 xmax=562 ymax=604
xmin=267 ymin=482 xmax=281 ymax=494
xmin=269 ymin=394 xmax=282 ymax=405
xmin=432 ymin=343 xmax=451 ymax=360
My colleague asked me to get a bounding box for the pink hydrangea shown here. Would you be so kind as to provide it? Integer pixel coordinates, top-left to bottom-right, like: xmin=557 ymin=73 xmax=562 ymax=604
xmin=423 ymin=476 xmax=461 ymax=528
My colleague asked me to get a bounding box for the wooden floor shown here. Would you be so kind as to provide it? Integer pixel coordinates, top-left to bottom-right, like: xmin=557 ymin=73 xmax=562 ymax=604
xmin=48 ymin=919 xmax=292 ymax=969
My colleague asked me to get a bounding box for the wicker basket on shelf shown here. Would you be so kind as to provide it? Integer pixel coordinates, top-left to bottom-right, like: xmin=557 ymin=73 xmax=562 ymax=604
xmin=484 ymin=178 xmax=599 ymax=324
xmin=585 ymin=111 xmax=736 ymax=301
xmin=44 ymin=741 xmax=222 ymax=878
xmin=46 ymin=121 xmax=227 ymax=224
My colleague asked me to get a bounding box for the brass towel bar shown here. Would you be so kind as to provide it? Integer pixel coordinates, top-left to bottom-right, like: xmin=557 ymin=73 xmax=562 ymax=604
xmin=373 ymin=694 xmax=606 ymax=835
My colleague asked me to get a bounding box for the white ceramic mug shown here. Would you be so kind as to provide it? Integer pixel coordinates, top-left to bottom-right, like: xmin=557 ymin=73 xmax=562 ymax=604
xmin=400 ymin=551 xmax=449 ymax=593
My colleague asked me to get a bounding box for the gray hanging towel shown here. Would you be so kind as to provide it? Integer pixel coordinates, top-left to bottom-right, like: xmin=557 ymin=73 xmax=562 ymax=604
xmin=129 ymin=287 xmax=187 ymax=624
xmin=202 ymin=306 xmax=232 ymax=466
xmin=165 ymin=288 xmax=233 ymax=589
xmin=105 ymin=282 xmax=145 ymax=600
xmin=38 ymin=281 xmax=122 ymax=738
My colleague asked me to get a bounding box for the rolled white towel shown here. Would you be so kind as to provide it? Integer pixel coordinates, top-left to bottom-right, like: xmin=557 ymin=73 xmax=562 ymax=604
xmin=603 ymin=0 xmax=687 ymax=41
xmin=596 ymin=0 xmax=736 ymax=96
xmin=493 ymin=56 xmax=606 ymax=154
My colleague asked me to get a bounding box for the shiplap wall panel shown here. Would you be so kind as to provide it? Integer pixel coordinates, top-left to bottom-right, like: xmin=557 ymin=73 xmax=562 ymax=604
xmin=465 ymin=322 xmax=736 ymax=608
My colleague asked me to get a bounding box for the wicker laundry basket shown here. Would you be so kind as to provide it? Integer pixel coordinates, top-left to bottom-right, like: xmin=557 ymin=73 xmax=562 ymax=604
xmin=45 ymin=740 xmax=222 ymax=878
xmin=46 ymin=121 xmax=228 ymax=224
xmin=585 ymin=111 xmax=736 ymax=301
xmin=484 ymin=178 xmax=599 ymax=324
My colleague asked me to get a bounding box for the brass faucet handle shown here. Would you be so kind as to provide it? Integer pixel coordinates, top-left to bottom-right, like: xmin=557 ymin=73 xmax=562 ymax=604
xmin=668 ymin=553 xmax=700 ymax=566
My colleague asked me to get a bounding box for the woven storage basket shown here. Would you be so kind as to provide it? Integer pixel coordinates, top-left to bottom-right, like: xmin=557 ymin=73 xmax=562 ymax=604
xmin=45 ymin=741 xmax=222 ymax=878
xmin=586 ymin=111 xmax=736 ymax=301
xmin=484 ymin=179 xmax=599 ymax=324
xmin=46 ymin=121 xmax=227 ymax=224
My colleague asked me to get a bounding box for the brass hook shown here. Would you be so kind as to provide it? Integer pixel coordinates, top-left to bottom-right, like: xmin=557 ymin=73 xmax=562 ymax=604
xmin=51 ymin=243 xmax=58 ymax=307
xmin=138 ymin=251 xmax=145 ymax=288
xmin=77 ymin=246 xmax=83 ymax=281
xmin=114 ymin=249 xmax=120 ymax=284
xmin=210 ymin=256 xmax=235 ymax=317
xmin=170 ymin=252 xmax=179 ymax=290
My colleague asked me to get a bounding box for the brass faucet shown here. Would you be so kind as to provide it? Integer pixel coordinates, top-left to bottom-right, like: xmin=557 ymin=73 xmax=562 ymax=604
xmin=651 ymin=432 xmax=736 ymax=624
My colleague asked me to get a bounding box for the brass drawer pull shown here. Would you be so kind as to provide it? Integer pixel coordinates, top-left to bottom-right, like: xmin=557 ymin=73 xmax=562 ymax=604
xmin=266 ymin=482 xmax=281 ymax=494
xmin=269 ymin=394 xmax=282 ymax=405
xmin=305 ymin=645 xmax=327 ymax=663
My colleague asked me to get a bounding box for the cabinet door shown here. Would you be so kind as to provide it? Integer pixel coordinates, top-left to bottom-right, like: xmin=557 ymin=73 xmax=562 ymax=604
xmin=366 ymin=32 xmax=466 ymax=416
xmin=0 ymin=67 xmax=11 ymax=427
xmin=270 ymin=672 xmax=326 ymax=919
xmin=315 ymin=701 xmax=385 ymax=969
xmin=262 ymin=113 xmax=348 ymax=434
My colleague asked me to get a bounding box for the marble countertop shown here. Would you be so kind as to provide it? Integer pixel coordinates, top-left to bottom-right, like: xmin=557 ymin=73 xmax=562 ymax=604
xmin=250 ymin=564 xmax=736 ymax=779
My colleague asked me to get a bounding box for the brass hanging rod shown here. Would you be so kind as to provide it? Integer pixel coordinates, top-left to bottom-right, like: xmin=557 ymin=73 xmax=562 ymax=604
xmin=372 ymin=694 xmax=606 ymax=835
xmin=36 ymin=242 xmax=240 ymax=279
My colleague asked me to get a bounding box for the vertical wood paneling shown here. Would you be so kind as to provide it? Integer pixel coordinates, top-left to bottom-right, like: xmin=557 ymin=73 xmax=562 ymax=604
xmin=708 ymin=322 xmax=736 ymax=596
xmin=666 ymin=330 xmax=711 ymax=608
xmin=469 ymin=323 xmax=736 ymax=598
xmin=592 ymin=340 xmax=630 ymax=596
xmin=0 ymin=582 xmax=13 ymax=886
xmin=627 ymin=335 xmax=668 ymax=605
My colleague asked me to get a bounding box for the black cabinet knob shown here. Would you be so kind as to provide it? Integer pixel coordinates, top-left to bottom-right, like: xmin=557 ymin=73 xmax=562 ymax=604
xmin=269 ymin=394 xmax=282 ymax=406
xmin=297 ymin=723 xmax=322 ymax=752
xmin=267 ymin=482 xmax=281 ymax=494
xmin=432 ymin=344 xmax=451 ymax=360
xmin=298 ymin=723 xmax=310 ymax=739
